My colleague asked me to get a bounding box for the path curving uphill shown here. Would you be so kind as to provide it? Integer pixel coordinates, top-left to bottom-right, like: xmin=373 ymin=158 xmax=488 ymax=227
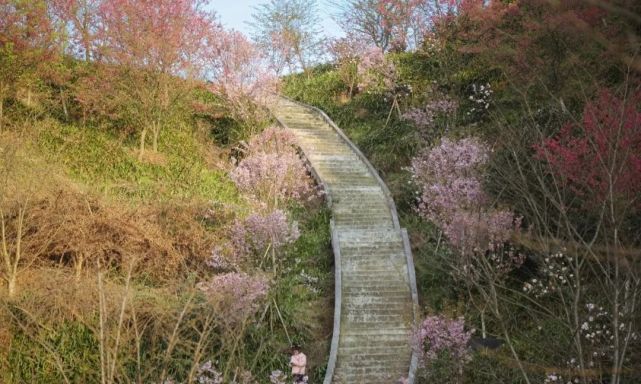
xmin=270 ymin=97 xmax=419 ymax=384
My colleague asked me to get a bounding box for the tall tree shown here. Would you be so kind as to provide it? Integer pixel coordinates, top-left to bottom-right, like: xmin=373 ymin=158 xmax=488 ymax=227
xmin=96 ymin=0 xmax=214 ymax=159
xmin=249 ymin=0 xmax=323 ymax=74
xmin=332 ymin=0 xmax=422 ymax=52
xmin=51 ymin=0 xmax=102 ymax=62
xmin=208 ymin=29 xmax=277 ymax=122
xmin=0 ymin=0 xmax=57 ymax=119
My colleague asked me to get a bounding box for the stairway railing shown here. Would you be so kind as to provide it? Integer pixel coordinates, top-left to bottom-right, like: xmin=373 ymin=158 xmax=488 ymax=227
xmin=271 ymin=96 xmax=419 ymax=384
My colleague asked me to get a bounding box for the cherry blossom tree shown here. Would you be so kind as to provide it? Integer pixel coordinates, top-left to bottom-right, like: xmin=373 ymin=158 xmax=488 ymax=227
xmin=327 ymin=36 xmax=368 ymax=97
xmin=411 ymin=315 xmax=473 ymax=380
xmin=230 ymin=126 xmax=315 ymax=208
xmin=208 ymin=29 xmax=278 ymax=122
xmin=410 ymin=137 xmax=522 ymax=258
xmin=197 ymin=272 xmax=270 ymax=324
xmin=249 ymin=0 xmax=324 ymax=74
xmin=96 ymin=0 xmax=215 ymax=159
xmin=332 ymin=0 xmax=423 ymax=52
xmin=50 ymin=0 xmax=102 ymax=62
xmin=535 ymin=89 xmax=641 ymax=212
xmin=0 ymin=0 xmax=58 ymax=116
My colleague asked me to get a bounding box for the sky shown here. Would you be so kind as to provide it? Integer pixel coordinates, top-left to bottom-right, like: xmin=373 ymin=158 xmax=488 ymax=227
xmin=213 ymin=0 xmax=344 ymax=38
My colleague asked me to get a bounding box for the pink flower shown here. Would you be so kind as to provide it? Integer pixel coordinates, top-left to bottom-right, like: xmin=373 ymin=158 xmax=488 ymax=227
xmin=231 ymin=127 xmax=315 ymax=205
xmin=412 ymin=315 xmax=473 ymax=367
xmin=230 ymin=209 xmax=300 ymax=259
xmin=197 ymin=272 xmax=269 ymax=323
xmin=410 ymin=137 xmax=522 ymax=262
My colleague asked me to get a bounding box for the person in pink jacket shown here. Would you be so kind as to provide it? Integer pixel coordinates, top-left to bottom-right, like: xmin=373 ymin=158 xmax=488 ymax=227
xmin=289 ymin=346 xmax=307 ymax=383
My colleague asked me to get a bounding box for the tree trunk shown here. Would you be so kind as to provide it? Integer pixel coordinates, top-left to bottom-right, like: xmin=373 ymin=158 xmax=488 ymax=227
xmin=74 ymin=255 xmax=84 ymax=282
xmin=138 ymin=128 xmax=147 ymax=161
xmin=0 ymin=97 xmax=3 ymax=132
xmin=8 ymin=273 xmax=16 ymax=298
xmin=152 ymin=122 xmax=159 ymax=153
xmin=60 ymin=89 xmax=68 ymax=121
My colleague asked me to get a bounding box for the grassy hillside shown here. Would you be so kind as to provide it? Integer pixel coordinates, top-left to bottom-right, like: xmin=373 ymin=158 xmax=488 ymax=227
xmin=0 ymin=61 xmax=333 ymax=382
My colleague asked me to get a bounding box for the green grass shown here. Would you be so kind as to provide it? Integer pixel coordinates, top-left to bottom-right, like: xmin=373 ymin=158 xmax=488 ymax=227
xmin=35 ymin=119 xmax=239 ymax=203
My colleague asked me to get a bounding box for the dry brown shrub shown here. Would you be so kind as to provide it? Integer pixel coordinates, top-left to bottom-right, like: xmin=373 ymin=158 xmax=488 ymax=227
xmin=143 ymin=201 xmax=219 ymax=269
xmin=35 ymin=190 xmax=223 ymax=280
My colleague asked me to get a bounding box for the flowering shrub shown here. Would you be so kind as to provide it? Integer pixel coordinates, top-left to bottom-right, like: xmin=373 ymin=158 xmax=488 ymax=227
xmin=466 ymin=83 xmax=493 ymax=116
xmin=195 ymin=361 xmax=223 ymax=384
xmin=231 ymin=127 xmax=315 ymax=206
xmin=402 ymin=96 xmax=458 ymax=141
xmin=412 ymin=315 xmax=473 ymax=367
xmin=402 ymin=97 xmax=457 ymax=129
xmin=357 ymin=46 xmax=398 ymax=92
xmin=522 ymin=250 xmax=575 ymax=298
xmin=245 ymin=126 xmax=298 ymax=154
xmin=197 ymin=272 xmax=269 ymax=322
xmin=535 ymin=89 xmax=641 ymax=211
xmin=269 ymin=370 xmax=287 ymax=384
xmin=411 ymin=138 xmax=521 ymax=257
xmin=230 ymin=209 xmax=300 ymax=260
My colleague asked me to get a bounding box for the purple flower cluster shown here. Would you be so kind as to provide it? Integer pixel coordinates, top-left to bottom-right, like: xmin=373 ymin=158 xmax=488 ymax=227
xmin=410 ymin=137 xmax=522 ymax=268
xmin=269 ymin=370 xmax=287 ymax=384
xmin=231 ymin=127 xmax=314 ymax=205
xmin=412 ymin=315 xmax=473 ymax=366
xmin=230 ymin=209 xmax=300 ymax=259
xmin=197 ymin=272 xmax=270 ymax=322
xmin=195 ymin=361 xmax=223 ymax=384
xmin=411 ymin=138 xmax=525 ymax=278
xmin=246 ymin=126 xmax=298 ymax=153
xmin=402 ymin=97 xmax=458 ymax=131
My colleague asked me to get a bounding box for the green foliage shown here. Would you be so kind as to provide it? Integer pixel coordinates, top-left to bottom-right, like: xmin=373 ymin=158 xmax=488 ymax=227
xmin=35 ymin=119 xmax=238 ymax=203
xmin=262 ymin=206 xmax=333 ymax=381
xmin=6 ymin=320 xmax=100 ymax=384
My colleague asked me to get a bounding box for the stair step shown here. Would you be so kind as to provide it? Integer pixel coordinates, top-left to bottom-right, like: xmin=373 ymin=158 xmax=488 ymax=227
xmin=272 ymin=97 xmax=415 ymax=383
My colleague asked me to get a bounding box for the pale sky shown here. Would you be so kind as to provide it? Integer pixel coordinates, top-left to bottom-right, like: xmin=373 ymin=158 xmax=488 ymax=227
xmin=213 ymin=0 xmax=344 ymax=38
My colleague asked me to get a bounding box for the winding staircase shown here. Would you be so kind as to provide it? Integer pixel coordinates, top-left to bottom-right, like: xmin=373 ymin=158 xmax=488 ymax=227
xmin=270 ymin=97 xmax=419 ymax=384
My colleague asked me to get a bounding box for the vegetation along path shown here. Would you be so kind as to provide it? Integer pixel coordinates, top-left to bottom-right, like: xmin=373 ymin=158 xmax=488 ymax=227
xmin=271 ymin=97 xmax=419 ymax=384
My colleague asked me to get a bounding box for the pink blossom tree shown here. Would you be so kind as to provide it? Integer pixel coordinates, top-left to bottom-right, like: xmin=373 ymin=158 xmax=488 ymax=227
xmin=402 ymin=96 xmax=458 ymax=143
xmin=357 ymin=45 xmax=398 ymax=92
xmin=230 ymin=126 xmax=315 ymax=208
xmin=230 ymin=209 xmax=300 ymax=262
xmin=249 ymin=0 xmax=324 ymax=74
xmin=412 ymin=315 xmax=473 ymax=371
xmin=197 ymin=272 xmax=270 ymax=324
xmin=333 ymin=0 xmax=424 ymax=52
xmin=50 ymin=0 xmax=102 ymax=62
xmin=327 ymin=36 xmax=368 ymax=97
xmin=207 ymin=29 xmax=278 ymax=122
xmin=410 ymin=137 xmax=522 ymax=259
xmin=95 ymin=0 xmax=215 ymax=159
xmin=0 ymin=0 xmax=58 ymax=118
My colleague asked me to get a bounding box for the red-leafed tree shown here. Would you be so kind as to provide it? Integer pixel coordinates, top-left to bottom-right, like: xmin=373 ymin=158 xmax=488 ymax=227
xmin=50 ymin=0 xmax=102 ymax=62
xmin=535 ymin=89 xmax=641 ymax=213
xmin=0 ymin=0 xmax=58 ymax=126
xmin=95 ymin=0 xmax=215 ymax=159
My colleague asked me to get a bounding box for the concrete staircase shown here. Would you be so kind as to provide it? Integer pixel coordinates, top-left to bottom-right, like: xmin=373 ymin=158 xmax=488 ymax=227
xmin=270 ymin=97 xmax=418 ymax=384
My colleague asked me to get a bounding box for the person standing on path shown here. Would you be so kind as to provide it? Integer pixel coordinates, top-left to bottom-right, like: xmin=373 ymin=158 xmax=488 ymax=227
xmin=289 ymin=346 xmax=307 ymax=383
